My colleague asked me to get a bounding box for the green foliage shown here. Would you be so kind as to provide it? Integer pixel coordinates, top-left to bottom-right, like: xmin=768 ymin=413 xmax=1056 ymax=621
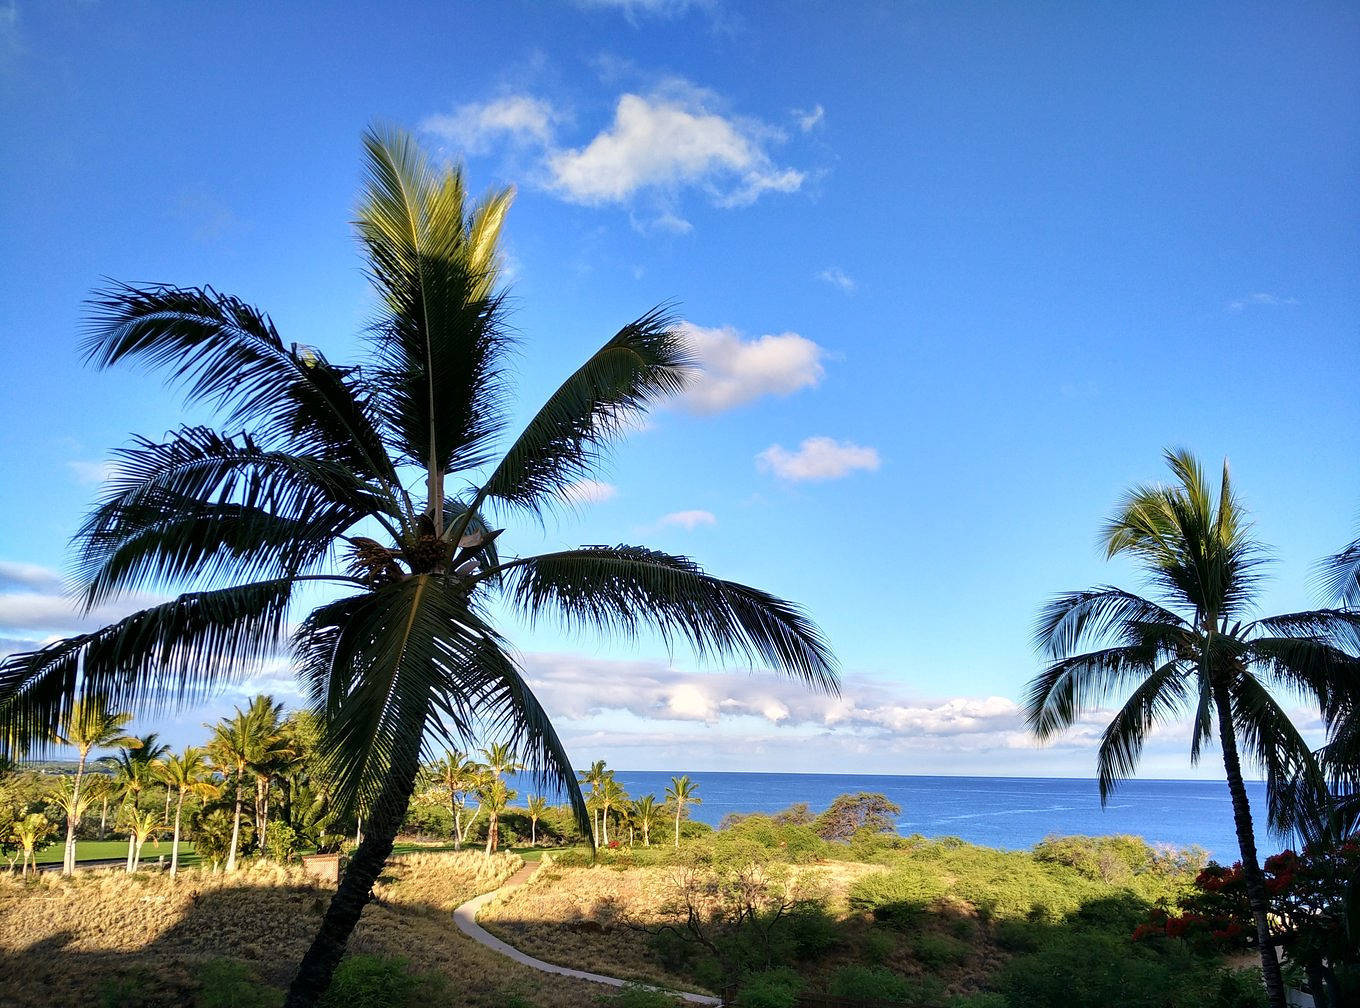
xmin=734 ymin=968 xmax=803 ymax=1008
xmin=827 ymin=964 xmax=913 ymax=1000
xmin=319 ymin=955 xmax=430 ymax=1008
xmin=196 ymin=959 xmax=281 ymax=1008
xmin=862 ymin=926 xmax=896 ymax=964
xmin=264 ymin=820 xmax=302 ymax=862
xmin=911 ymin=930 xmax=970 ymax=968
xmin=947 ymin=994 xmax=1008 ymax=1008
xmin=815 ymin=792 xmax=901 ymax=843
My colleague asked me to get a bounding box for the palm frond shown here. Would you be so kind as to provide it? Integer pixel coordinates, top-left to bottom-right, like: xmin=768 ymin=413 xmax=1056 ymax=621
xmin=1245 ymin=634 xmax=1360 ymax=711
xmin=358 ymin=126 xmax=513 ymax=490
xmin=476 ymin=307 xmax=691 ymax=519
xmin=75 ymin=427 xmax=387 ymax=605
xmin=84 ymin=283 xmax=397 ymax=490
xmin=1095 ymin=661 xmax=1191 ymax=802
xmin=1319 ymin=534 xmax=1360 ymax=606
xmin=1230 ymin=671 xmax=1319 ymax=837
xmin=0 ymin=580 xmax=294 ymax=751
xmin=1025 ymin=644 xmax=1167 ymax=740
xmin=496 ymin=546 xmax=838 ymax=692
xmin=1033 ymin=587 xmax=1186 ymax=659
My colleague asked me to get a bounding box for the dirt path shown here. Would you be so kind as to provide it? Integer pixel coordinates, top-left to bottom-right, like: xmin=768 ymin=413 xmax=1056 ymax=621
xmin=452 ymin=862 xmax=722 ymax=1006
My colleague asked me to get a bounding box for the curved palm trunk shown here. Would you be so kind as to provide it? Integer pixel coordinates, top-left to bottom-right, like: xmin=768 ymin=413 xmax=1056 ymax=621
xmin=99 ymin=797 xmax=109 ymax=840
xmin=530 ymin=817 xmax=537 ymax=847
xmin=1213 ymin=685 xmax=1286 ymax=1008
xmin=484 ymin=812 xmax=498 ymax=856
xmin=170 ymin=790 xmax=185 ymax=878
xmin=283 ymin=755 xmax=423 ymax=1008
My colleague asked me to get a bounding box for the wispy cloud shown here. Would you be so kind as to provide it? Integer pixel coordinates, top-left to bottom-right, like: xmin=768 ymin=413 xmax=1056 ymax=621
xmin=67 ymin=459 xmax=116 ymax=485
xmin=420 ymin=95 xmax=559 ymax=154
xmin=757 ymin=436 xmax=880 ymax=482
xmin=678 ymin=322 xmax=825 ymax=414
xmin=574 ymin=0 xmax=716 ymax=21
xmin=657 ymin=509 xmax=717 ymax=531
xmin=1227 ymin=292 xmax=1299 ymax=312
xmin=816 ymin=266 xmax=855 ymax=293
xmin=793 ymin=104 xmax=825 ymax=132
xmin=0 ymin=560 xmax=64 ymax=594
xmin=561 ymin=479 xmax=618 ymax=505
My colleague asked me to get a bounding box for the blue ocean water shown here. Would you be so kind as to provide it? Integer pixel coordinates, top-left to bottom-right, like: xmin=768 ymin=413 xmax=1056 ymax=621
xmin=527 ymin=772 xmax=1271 ymax=861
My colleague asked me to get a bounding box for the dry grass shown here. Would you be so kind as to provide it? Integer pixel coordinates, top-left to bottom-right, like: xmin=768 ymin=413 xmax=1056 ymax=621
xmin=0 ymin=853 xmax=610 ymax=1008
xmin=479 ymin=857 xmax=887 ymax=995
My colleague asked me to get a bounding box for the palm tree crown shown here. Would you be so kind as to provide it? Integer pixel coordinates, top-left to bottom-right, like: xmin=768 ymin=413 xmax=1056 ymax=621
xmin=0 ymin=127 xmax=837 ymax=1007
xmin=1025 ymin=449 xmax=1360 ymax=1008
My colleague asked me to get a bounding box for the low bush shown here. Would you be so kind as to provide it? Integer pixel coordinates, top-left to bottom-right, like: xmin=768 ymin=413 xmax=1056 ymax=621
xmin=319 ymin=954 xmax=437 ymax=1008
xmin=911 ymin=930 xmax=969 ymax=969
xmin=597 ymin=983 xmax=685 ymax=1007
xmin=196 ymin=959 xmax=281 ymax=1008
xmin=735 ymin=968 xmax=804 ymax=1008
xmin=827 ymin=964 xmax=912 ymax=1001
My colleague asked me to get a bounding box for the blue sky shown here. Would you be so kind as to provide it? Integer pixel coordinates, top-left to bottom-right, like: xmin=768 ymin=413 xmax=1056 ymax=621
xmin=0 ymin=1 xmax=1357 ymax=779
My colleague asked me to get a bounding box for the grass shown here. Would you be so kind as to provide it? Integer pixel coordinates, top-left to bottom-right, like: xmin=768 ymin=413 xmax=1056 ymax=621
xmin=32 ymin=839 xmax=203 ymax=868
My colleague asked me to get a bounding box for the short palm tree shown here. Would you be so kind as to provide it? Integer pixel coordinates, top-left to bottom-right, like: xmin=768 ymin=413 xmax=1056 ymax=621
xmin=479 ymin=777 xmax=516 ymax=856
xmin=0 ymin=127 xmax=836 ymax=1007
xmin=601 ymin=774 xmax=628 ymax=845
xmin=159 ymin=746 xmax=216 ymax=878
xmin=666 ymin=776 xmax=701 ymax=849
xmin=526 ymin=794 xmax=548 ymax=847
xmin=424 ymin=750 xmax=483 ymax=849
xmin=51 ymin=697 xmax=140 ymax=875
xmin=634 ymin=794 xmax=660 ymax=847
xmin=108 ymin=744 xmax=165 ymax=871
xmin=123 ymin=806 xmax=165 ymax=873
xmin=578 ymin=759 xmax=608 ymax=844
xmin=12 ymin=812 xmax=56 ymax=876
xmin=1025 ymin=449 xmax=1360 ymax=1008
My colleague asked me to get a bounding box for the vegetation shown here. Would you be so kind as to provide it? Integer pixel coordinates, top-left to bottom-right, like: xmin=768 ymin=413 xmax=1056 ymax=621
xmin=1025 ymin=449 xmax=1360 ymax=1008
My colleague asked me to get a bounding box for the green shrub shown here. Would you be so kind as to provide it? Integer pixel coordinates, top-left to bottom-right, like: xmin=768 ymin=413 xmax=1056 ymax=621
xmin=786 ymin=905 xmax=839 ymax=958
xmin=827 ymin=965 xmax=912 ymax=1001
xmin=947 ymin=994 xmax=1008 ymax=1008
xmin=196 ymin=959 xmax=281 ymax=1008
xmin=319 ymin=955 xmax=423 ymax=1008
xmin=911 ymin=930 xmax=969 ymax=969
xmin=97 ymin=971 xmax=158 ymax=1008
xmin=264 ymin=821 xmax=303 ymax=863
xmin=862 ymin=927 xmax=896 ymax=964
xmin=735 ymin=968 xmax=804 ymax=1008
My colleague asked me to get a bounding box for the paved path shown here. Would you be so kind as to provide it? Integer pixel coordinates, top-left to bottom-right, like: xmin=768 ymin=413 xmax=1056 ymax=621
xmin=452 ymin=862 xmax=722 ymax=1006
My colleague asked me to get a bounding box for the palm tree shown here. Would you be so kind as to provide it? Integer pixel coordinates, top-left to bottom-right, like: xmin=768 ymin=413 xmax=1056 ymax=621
xmin=159 ymin=746 xmax=216 ymax=878
xmin=12 ymin=812 xmax=55 ymax=876
xmin=634 ymin=794 xmax=660 ymax=848
xmin=239 ymin=696 xmax=292 ymax=854
xmin=526 ymin=794 xmax=547 ymax=847
xmin=0 ymin=127 xmax=837 ymax=1008
xmin=1025 ymin=449 xmax=1360 ymax=1008
xmin=206 ymin=709 xmax=254 ymax=871
xmin=123 ymin=806 xmax=164 ymax=873
xmin=49 ymin=776 xmax=99 ymax=872
xmin=601 ymin=774 xmax=628 ymax=845
xmin=109 ymin=746 xmax=165 ymax=871
xmin=479 ymin=777 xmax=517 ymax=857
xmin=51 ymin=697 xmax=140 ymax=875
xmin=578 ymin=759 xmax=608 ymax=844
xmin=666 ymin=776 xmax=701 ymax=849
xmin=425 ymin=750 xmax=483 ymax=850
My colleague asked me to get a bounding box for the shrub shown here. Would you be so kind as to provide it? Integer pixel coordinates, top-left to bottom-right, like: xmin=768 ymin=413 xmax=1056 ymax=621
xmin=947 ymin=994 xmax=1008 ymax=1008
xmin=827 ymin=965 xmax=912 ymax=1001
xmin=862 ymin=927 xmax=896 ymax=964
xmin=196 ymin=959 xmax=281 ymax=1008
xmin=911 ymin=930 xmax=969 ymax=969
xmin=597 ymin=983 xmax=684 ymax=1007
xmin=786 ymin=905 xmax=839 ymax=958
xmin=319 ymin=955 xmax=423 ymax=1008
xmin=264 ymin=821 xmax=303 ymax=863
xmin=735 ymin=969 xmax=804 ymax=1008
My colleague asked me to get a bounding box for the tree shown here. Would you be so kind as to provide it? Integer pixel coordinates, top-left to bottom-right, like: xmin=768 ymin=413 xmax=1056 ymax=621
xmin=0 ymin=128 xmax=837 ymax=1008
xmin=601 ymin=774 xmax=628 ymax=846
xmin=424 ymin=750 xmax=483 ymax=850
xmin=667 ymin=776 xmax=702 ymax=849
xmin=478 ymin=743 xmax=523 ymax=856
xmin=106 ymin=734 xmax=168 ymax=870
xmin=579 ymin=759 xmax=608 ymax=845
xmin=634 ymin=794 xmax=660 ymax=848
xmin=814 ymin=793 xmax=901 ymax=842
xmin=159 ymin=746 xmax=216 ymax=878
xmin=11 ymin=812 xmax=56 ymax=876
xmin=123 ymin=806 xmax=164 ymax=872
xmin=526 ymin=794 xmax=547 ymax=847
xmin=51 ymin=697 xmax=139 ymax=875
xmin=1025 ymin=449 xmax=1360 ymax=1008
xmin=206 ymin=708 xmax=254 ymax=872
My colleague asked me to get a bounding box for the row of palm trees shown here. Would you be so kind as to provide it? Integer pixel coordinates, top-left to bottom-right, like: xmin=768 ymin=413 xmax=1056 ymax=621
xmin=1027 ymin=450 xmax=1360 ymax=1008
xmin=577 ymin=760 xmax=701 ymax=849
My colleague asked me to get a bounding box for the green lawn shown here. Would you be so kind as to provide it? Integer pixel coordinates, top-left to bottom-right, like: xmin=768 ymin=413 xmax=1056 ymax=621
xmin=34 ymin=839 xmax=201 ymax=867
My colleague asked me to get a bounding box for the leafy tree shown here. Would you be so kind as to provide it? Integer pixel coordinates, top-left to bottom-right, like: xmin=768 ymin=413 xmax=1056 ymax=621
xmin=0 ymin=128 xmax=836 ymax=1007
xmin=422 ymin=750 xmax=483 ymax=849
xmin=479 ymin=777 xmax=517 ymax=856
xmin=51 ymin=696 xmax=140 ymax=875
xmin=158 ymin=745 xmax=216 ymax=878
xmin=1025 ymin=449 xmax=1360 ymax=1008
xmin=667 ymin=776 xmax=702 ymax=850
xmin=814 ymin=793 xmax=901 ymax=842
xmin=579 ymin=759 xmax=609 ymax=844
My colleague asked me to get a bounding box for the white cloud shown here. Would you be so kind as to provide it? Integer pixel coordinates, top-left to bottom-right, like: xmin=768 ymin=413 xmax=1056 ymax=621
xmin=678 ymin=322 xmax=825 ymax=414
xmin=0 ymin=560 xmax=64 ymax=593
xmin=794 ymin=104 xmax=825 ymax=132
xmin=547 ymin=91 xmax=804 ymax=208
xmin=816 ymin=267 xmax=855 ymax=293
xmin=67 ymin=459 xmax=116 ymax=485
xmin=1227 ymin=292 xmax=1299 ymax=312
xmin=0 ymin=588 xmax=164 ymax=634
xmin=420 ymin=95 xmax=558 ymax=154
xmin=658 ymin=509 xmax=717 ymax=530
xmin=561 ymin=479 xmax=618 ymax=505
xmin=757 ymin=436 xmax=880 ymax=482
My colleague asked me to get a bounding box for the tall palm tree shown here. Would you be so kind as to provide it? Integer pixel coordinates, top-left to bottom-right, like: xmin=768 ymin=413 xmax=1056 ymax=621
xmin=601 ymin=774 xmax=628 ymax=845
xmin=479 ymin=742 xmax=523 ymax=855
xmin=634 ymin=794 xmax=660 ymax=848
xmin=526 ymin=794 xmax=547 ymax=847
xmin=239 ymin=696 xmax=293 ymax=854
xmin=0 ymin=128 xmax=837 ymax=1007
xmin=206 ymin=708 xmax=254 ymax=871
xmin=425 ymin=750 xmax=483 ymax=849
xmin=666 ymin=776 xmax=701 ymax=849
xmin=578 ymin=759 xmax=608 ymax=844
xmin=51 ymin=696 xmax=140 ymax=875
xmin=159 ymin=746 xmax=216 ymax=878
xmin=108 ymin=744 xmax=165 ymax=871
xmin=1025 ymin=449 xmax=1360 ymax=1008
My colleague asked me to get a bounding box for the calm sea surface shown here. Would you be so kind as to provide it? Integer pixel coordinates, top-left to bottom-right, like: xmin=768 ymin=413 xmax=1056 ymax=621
xmin=524 ymin=772 xmax=1270 ymax=861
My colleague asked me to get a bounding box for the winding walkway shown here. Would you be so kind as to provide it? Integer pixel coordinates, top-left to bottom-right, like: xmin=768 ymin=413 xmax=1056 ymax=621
xmin=452 ymin=862 xmax=722 ymax=1006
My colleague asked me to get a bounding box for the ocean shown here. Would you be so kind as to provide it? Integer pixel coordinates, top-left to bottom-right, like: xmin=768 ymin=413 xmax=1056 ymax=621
xmin=530 ymin=772 xmax=1273 ymax=861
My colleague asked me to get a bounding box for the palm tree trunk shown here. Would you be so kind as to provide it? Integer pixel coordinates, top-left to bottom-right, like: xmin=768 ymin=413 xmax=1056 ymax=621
xmin=63 ymin=752 xmax=88 ymax=877
xmin=164 ymin=788 xmax=172 ymax=823
xmin=227 ymin=787 xmax=243 ymax=872
xmin=99 ymin=797 xmax=108 ymax=840
xmin=531 ymin=818 xmax=537 ymax=847
xmin=171 ymin=791 xmax=185 ymax=879
xmin=282 ymin=753 xmax=423 ymax=1008
xmin=674 ymin=807 xmax=681 ymax=849
xmin=484 ymin=813 xmax=498 ymax=857
xmin=125 ymin=831 xmax=136 ymax=872
xmin=1213 ymin=685 xmax=1286 ymax=1008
